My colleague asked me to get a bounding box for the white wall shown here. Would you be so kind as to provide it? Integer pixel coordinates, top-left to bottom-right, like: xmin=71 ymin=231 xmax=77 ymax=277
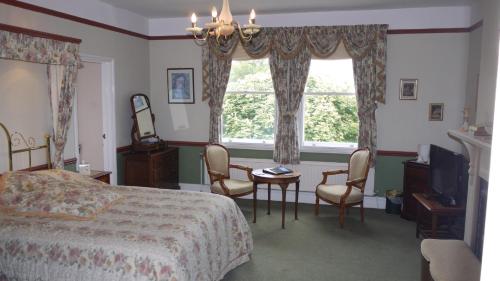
xmin=149 ymin=33 xmax=470 ymax=153
xmin=475 ymin=0 xmax=500 ymax=125
xmin=0 ymin=60 xmax=75 ymax=172
xmin=0 ymin=3 xmax=150 ymax=148
xmin=149 ymin=40 xmax=209 ymax=141
xmin=378 ymin=33 xmax=469 ymax=152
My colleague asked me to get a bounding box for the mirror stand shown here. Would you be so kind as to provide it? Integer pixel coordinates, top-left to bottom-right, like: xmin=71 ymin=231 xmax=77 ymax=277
xmin=130 ymin=94 xmax=165 ymax=152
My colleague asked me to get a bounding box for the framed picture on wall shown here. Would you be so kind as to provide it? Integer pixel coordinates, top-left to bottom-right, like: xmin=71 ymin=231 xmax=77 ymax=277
xmin=429 ymin=103 xmax=444 ymax=121
xmin=399 ymin=79 xmax=418 ymax=100
xmin=167 ymin=68 xmax=195 ymax=104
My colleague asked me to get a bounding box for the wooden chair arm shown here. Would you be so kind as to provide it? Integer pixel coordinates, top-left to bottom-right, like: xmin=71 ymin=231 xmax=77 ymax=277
xmin=229 ymin=164 xmax=253 ymax=181
xmin=208 ymin=170 xmax=230 ymax=195
xmin=340 ymin=177 xmax=367 ymax=203
xmin=320 ymin=169 xmax=348 ymax=184
xmin=346 ymin=177 xmax=366 ymax=187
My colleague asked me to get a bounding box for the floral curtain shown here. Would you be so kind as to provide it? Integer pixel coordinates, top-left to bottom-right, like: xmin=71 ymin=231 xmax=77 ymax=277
xmin=47 ymin=64 xmax=79 ymax=168
xmin=0 ymin=29 xmax=82 ymax=168
xmin=203 ymin=37 xmax=236 ymax=143
xmin=269 ymin=28 xmax=311 ymax=164
xmin=201 ymin=25 xmax=387 ymax=163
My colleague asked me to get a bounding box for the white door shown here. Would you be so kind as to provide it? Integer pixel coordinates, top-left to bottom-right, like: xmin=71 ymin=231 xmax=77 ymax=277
xmin=76 ymin=62 xmax=104 ymax=170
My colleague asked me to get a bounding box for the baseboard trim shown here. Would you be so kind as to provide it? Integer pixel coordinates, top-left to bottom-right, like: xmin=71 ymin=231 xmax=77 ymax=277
xmin=179 ymin=183 xmax=386 ymax=209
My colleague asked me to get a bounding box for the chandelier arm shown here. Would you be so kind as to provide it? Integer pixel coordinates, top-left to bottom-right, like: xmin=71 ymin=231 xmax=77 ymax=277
xmin=236 ymin=23 xmax=252 ymax=42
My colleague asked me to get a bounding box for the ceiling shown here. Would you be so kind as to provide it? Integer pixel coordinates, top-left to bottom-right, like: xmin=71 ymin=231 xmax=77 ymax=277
xmin=100 ymin=0 xmax=473 ymax=18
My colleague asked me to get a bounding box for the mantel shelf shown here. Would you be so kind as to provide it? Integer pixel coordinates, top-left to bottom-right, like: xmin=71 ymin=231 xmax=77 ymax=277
xmin=448 ymin=129 xmax=491 ymax=151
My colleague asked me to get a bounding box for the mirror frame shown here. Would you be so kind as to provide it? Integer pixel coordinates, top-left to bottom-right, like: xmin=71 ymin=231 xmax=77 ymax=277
xmin=130 ymin=94 xmax=157 ymax=140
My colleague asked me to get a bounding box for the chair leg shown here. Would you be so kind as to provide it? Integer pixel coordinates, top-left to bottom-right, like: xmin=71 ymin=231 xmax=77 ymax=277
xmin=315 ymin=195 xmax=319 ymax=216
xmin=360 ymin=202 xmax=365 ymax=223
xmin=339 ymin=206 xmax=345 ymax=228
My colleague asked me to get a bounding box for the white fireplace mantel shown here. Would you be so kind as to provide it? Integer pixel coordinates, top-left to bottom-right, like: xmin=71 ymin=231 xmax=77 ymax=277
xmin=448 ymin=129 xmax=491 ymax=247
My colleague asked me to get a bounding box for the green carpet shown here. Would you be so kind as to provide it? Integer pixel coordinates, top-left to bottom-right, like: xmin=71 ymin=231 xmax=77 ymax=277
xmin=223 ymin=199 xmax=421 ymax=281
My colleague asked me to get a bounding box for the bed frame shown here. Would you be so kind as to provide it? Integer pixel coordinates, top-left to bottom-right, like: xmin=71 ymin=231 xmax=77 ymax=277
xmin=0 ymin=122 xmax=51 ymax=171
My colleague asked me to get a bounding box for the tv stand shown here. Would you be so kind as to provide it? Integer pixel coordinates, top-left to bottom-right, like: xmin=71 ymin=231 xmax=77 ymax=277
xmin=413 ymin=193 xmax=465 ymax=239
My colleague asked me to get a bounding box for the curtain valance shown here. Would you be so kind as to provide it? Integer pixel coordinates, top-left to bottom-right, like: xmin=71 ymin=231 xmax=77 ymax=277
xmin=0 ymin=29 xmax=82 ymax=67
xmin=202 ymin=25 xmax=388 ymax=103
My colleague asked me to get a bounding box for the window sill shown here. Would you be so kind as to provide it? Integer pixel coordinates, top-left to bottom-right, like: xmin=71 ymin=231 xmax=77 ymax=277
xmin=222 ymin=141 xmax=356 ymax=155
xmin=300 ymin=145 xmax=356 ymax=155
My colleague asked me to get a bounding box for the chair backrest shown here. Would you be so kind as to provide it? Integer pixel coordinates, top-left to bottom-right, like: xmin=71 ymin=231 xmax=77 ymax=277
xmin=347 ymin=148 xmax=371 ymax=189
xmin=204 ymin=144 xmax=230 ymax=183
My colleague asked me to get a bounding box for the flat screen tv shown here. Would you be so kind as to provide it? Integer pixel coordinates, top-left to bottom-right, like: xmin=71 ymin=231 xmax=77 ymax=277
xmin=429 ymin=144 xmax=468 ymax=206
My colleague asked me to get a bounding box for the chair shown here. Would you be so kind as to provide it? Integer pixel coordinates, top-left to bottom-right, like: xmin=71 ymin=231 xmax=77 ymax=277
xmin=314 ymin=148 xmax=371 ymax=228
xmin=204 ymin=144 xmax=256 ymax=221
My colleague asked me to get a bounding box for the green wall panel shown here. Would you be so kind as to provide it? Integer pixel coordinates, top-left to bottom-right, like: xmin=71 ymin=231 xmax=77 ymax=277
xmin=117 ymin=152 xmax=125 ymax=185
xmin=178 ymin=146 xmax=204 ymax=184
xmin=374 ymin=155 xmax=414 ymax=196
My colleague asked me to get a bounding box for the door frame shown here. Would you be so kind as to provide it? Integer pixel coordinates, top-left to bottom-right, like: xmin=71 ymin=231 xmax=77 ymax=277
xmin=74 ymin=54 xmax=117 ymax=185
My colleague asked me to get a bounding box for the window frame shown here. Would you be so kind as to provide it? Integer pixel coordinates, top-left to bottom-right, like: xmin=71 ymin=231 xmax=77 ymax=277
xmin=221 ymin=59 xmax=358 ymax=154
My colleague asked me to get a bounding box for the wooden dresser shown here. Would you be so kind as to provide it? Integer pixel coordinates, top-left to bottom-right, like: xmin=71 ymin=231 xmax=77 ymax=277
xmin=124 ymin=147 xmax=180 ymax=189
xmin=401 ymin=160 xmax=431 ymax=220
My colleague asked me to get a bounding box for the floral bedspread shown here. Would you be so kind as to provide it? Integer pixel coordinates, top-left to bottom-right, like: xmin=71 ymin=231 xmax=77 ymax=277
xmin=0 ymin=186 xmax=253 ymax=281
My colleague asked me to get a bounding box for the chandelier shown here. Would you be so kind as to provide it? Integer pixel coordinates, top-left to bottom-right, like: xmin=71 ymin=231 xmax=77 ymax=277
xmin=186 ymin=0 xmax=260 ymax=45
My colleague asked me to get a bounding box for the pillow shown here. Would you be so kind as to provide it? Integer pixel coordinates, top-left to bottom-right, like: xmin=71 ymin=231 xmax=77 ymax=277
xmin=0 ymin=170 xmax=121 ymax=220
xmin=34 ymin=169 xmax=108 ymax=187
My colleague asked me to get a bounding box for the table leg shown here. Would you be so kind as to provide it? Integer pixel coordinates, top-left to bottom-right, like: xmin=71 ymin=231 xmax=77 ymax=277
xmin=295 ymin=180 xmax=299 ymax=220
xmin=432 ymin=214 xmax=438 ymax=238
xmin=281 ymin=184 xmax=287 ymax=229
xmin=253 ymin=182 xmax=257 ymax=223
xmin=267 ymin=183 xmax=271 ymax=215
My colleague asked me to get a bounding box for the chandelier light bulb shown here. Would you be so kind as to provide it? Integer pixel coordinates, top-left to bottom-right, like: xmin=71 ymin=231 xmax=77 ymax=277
xmin=191 ymin=13 xmax=198 ymax=24
xmin=249 ymin=9 xmax=256 ymax=24
xmin=211 ymin=6 xmax=218 ymax=19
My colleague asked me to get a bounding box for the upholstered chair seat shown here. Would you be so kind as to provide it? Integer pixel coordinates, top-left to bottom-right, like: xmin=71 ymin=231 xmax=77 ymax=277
xmin=204 ymin=144 xmax=257 ymax=222
xmin=316 ymin=184 xmax=364 ymax=204
xmin=315 ymin=148 xmax=371 ymax=228
xmin=211 ymin=179 xmax=254 ymax=195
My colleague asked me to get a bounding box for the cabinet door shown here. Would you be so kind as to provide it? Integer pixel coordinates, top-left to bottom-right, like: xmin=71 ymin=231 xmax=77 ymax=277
xmin=402 ymin=162 xmax=430 ymax=220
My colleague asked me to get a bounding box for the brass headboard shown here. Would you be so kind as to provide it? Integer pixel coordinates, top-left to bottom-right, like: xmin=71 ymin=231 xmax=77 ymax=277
xmin=0 ymin=122 xmax=51 ymax=171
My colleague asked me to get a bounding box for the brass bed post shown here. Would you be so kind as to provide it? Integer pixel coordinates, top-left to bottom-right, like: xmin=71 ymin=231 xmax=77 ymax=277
xmin=0 ymin=122 xmax=14 ymax=171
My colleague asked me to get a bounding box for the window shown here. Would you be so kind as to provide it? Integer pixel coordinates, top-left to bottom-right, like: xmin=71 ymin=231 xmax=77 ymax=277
xmin=302 ymin=59 xmax=359 ymax=149
xmin=222 ymin=59 xmax=275 ymax=144
xmin=222 ymin=58 xmax=358 ymax=151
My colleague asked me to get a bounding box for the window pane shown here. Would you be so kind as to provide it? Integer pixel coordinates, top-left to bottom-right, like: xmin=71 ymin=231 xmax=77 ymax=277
xmin=226 ymin=59 xmax=273 ymax=92
xmin=304 ymin=95 xmax=359 ymax=144
xmin=222 ymin=59 xmax=275 ymax=143
xmin=305 ymin=59 xmax=355 ymax=94
xmin=222 ymin=93 xmax=275 ymax=141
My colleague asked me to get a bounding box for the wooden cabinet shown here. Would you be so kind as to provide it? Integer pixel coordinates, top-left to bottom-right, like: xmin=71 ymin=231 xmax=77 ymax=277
xmin=124 ymin=147 xmax=179 ymax=189
xmin=401 ymin=160 xmax=431 ymax=220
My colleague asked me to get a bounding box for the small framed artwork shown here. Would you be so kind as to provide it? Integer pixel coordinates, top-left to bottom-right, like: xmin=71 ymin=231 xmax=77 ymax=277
xmin=429 ymin=103 xmax=444 ymax=121
xmin=167 ymin=68 xmax=195 ymax=104
xmin=399 ymin=79 xmax=418 ymax=100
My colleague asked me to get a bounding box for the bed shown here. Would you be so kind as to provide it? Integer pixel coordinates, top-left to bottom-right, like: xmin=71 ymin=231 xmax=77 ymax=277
xmin=0 ymin=123 xmax=253 ymax=281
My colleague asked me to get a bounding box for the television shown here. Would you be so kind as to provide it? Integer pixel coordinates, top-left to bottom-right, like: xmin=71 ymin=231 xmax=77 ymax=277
xmin=429 ymin=144 xmax=468 ymax=206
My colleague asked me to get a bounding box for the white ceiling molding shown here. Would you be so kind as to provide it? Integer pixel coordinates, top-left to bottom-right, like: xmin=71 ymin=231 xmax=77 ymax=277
xmin=20 ymin=0 xmax=149 ymax=35
xmin=149 ymin=6 xmax=472 ymax=36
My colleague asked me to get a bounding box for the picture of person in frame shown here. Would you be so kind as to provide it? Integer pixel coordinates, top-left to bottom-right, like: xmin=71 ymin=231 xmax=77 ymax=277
xmin=171 ymin=73 xmax=190 ymax=100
